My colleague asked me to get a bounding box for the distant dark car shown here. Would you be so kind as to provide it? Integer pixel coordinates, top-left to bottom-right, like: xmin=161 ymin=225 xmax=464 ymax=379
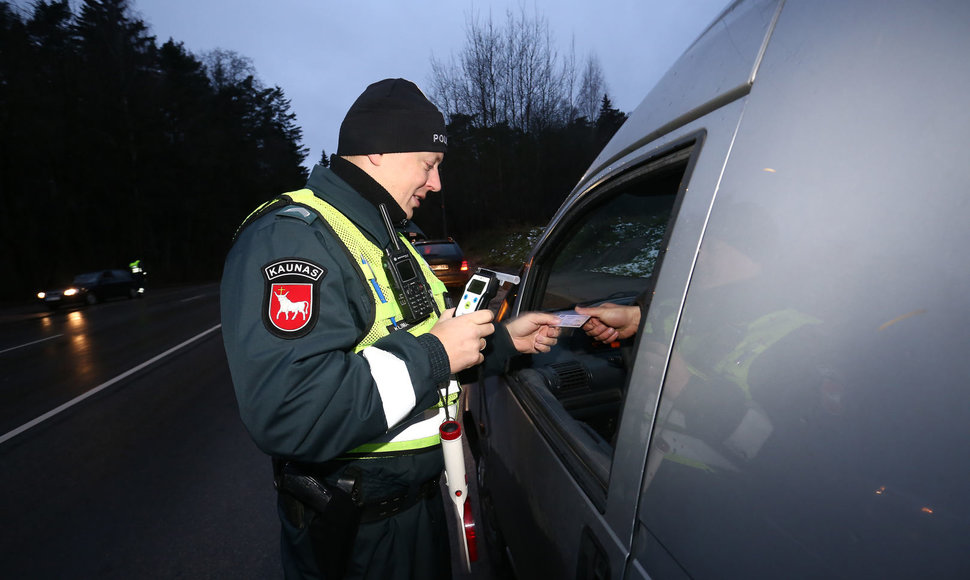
xmin=413 ymin=239 xmax=470 ymax=288
xmin=37 ymin=269 xmax=142 ymax=309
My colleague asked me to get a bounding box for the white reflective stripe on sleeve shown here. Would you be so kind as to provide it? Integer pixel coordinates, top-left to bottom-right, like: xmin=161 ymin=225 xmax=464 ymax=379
xmin=386 ymin=381 xmax=460 ymax=442
xmin=362 ymin=346 xmax=416 ymax=428
xmin=388 ymin=406 xmax=448 ymax=442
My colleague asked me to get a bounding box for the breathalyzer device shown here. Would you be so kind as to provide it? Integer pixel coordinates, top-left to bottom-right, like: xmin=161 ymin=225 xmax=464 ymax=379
xmin=455 ymin=268 xmax=520 ymax=316
xmin=379 ymin=204 xmax=437 ymax=324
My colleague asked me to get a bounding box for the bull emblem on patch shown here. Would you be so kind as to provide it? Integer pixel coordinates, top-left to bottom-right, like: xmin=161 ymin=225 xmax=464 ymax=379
xmin=271 ymin=285 xmax=311 ymax=328
xmin=262 ymin=258 xmax=326 ymax=338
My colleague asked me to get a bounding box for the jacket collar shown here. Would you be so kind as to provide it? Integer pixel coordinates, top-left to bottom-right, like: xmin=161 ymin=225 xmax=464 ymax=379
xmin=304 ymin=159 xmax=407 ymax=248
xmin=329 ymin=156 xmax=409 ymax=227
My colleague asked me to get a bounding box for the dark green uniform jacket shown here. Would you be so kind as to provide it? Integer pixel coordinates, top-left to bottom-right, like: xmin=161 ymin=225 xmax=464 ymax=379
xmin=221 ymin=159 xmax=516 ymax=579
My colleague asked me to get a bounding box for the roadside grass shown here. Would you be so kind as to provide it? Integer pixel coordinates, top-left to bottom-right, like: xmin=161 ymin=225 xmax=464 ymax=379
xmin=461 ymin=224 xmax=546 ymax=271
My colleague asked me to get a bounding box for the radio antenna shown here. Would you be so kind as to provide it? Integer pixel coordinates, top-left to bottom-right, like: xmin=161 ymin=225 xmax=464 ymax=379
xmin=378 ymin=204 xmax=402 ymax=250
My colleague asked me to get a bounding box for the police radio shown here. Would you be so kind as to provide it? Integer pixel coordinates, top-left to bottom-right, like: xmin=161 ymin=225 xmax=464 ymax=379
xmin=455 ymin=268 xmax=520 ymax=316
xmin=379 ymin=204 xmax=437 ymax=324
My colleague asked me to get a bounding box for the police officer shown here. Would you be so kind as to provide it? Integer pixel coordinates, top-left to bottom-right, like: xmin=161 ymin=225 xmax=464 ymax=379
xmin=128 ymin=258 xmax=147 ymax=291
xmin=220 ymin=78 xmax=560 ymax=579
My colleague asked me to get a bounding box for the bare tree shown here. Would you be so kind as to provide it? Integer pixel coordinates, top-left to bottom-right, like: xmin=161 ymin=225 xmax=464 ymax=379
xmin=430 ymin=5 xmax=592 ymax=132
xmin=576 ymin=54 xmax=607 ymax=122
xmin=203 ymin=48 xmax=256 ymax=91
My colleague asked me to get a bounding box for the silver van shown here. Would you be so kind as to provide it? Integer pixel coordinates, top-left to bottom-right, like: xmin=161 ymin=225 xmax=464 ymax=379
xmin=463 ymin=0 xmax=970 ymax=578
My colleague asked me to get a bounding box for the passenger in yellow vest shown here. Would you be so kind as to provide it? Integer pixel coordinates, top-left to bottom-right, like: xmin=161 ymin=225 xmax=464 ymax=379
xmin=576 ymin=216 xmax=825 ymax=484
xmin=220 ymin=78 xmax=560 ymax=580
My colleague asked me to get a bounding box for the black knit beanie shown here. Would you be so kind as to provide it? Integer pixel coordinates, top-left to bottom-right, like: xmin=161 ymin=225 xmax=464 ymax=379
xmin=337 ymin=78 xmax=448 ymax=155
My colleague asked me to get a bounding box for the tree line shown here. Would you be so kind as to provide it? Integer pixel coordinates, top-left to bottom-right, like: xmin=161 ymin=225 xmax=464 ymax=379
xmin=0 ymin=1 xmax=626 ymax=302
xmin=416 ymin=7 xmax=627 ymax=243
xmin=0 ymin=0 xmax=308 ymax=300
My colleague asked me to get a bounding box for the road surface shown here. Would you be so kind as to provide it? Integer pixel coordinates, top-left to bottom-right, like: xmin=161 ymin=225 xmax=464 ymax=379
xmin=0 ymin=284 xmax=500 ymax=578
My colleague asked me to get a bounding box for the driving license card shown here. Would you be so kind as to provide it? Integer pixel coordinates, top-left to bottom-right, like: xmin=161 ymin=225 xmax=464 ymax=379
xmin=553 ymin=310 xmax=590 ymax=327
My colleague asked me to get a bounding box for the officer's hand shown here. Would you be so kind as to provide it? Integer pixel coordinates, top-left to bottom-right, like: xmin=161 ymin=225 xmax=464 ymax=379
xmin=429 ymin=308 xmax=495 ymax=373
xmin=505 ymin=312 xmax=562 ymax=354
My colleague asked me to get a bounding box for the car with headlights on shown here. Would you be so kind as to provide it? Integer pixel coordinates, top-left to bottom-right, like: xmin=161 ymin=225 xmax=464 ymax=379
xmin=37 ymin=269 xmax=142 ymax=309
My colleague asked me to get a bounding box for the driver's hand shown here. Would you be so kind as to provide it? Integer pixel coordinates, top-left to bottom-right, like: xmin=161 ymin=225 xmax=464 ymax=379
xmin=574 ymin=303 xmax=641 ymax=342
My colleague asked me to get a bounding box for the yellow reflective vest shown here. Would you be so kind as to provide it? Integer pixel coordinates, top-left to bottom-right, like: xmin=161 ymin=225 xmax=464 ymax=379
xmin=282 ymin=189 xmax=458 ymax=458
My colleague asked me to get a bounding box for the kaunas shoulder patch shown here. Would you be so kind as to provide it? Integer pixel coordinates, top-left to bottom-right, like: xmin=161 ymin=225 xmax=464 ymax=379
xmin=262 ymin=258 xmax=327 ymax=339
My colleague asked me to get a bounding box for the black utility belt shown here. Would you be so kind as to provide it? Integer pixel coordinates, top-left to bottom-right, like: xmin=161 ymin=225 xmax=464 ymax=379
xmin=359 ymin=477 xmax=440 ymax=523
xmin=274 ymin=459 xmax=439 ymax=524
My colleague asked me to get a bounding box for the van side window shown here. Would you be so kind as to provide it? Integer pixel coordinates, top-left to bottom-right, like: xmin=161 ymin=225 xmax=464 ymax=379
xmin=507 ymin=144 xmax=695 ymax=497
xmin=539 ymin=192 xmax=674 ymax=311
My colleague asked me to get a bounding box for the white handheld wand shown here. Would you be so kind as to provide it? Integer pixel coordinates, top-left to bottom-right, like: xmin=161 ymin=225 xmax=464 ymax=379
xmin=440 ymin=419 xmax=477 ymax=572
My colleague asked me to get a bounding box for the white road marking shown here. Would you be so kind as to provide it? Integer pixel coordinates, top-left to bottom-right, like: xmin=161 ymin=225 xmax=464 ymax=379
xmin=0 ymin=334 xmax=64 ymax=355
xmin=0 ymin=324 xmax=222 ymax=446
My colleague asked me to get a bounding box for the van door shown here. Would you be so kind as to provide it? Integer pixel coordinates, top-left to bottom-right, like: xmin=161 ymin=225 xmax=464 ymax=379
xmin=471 ymin=0 xmax=788 ymax=576
xmin=475 ymin=100 xmax=748 ymax=578
xmin=629 ymin=0 xmax=970 ymax=577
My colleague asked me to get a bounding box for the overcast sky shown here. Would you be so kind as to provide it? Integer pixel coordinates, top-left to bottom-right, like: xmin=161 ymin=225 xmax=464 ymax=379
xmin=72 ymin=1 xmax=730 ymax=166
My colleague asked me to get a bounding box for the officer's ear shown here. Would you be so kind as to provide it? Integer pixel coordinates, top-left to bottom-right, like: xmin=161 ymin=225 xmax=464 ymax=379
xmin=366 ymin=154 xmax=384 ymax=167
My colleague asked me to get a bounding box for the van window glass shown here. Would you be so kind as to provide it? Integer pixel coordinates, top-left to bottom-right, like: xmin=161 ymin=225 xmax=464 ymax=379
xmin=540 ymin=193 xmax=674 ymax=311
xmin=507 ymin=145 xmax=694 ymax=495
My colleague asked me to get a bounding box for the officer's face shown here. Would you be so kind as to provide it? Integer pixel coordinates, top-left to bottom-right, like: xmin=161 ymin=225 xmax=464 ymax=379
xmin=372 ymin=152 xmax=443 ymax=218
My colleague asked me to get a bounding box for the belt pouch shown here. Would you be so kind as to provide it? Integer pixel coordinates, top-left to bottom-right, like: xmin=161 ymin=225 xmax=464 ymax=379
xmin=277 ymin=463 xmax=360 ymax=579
